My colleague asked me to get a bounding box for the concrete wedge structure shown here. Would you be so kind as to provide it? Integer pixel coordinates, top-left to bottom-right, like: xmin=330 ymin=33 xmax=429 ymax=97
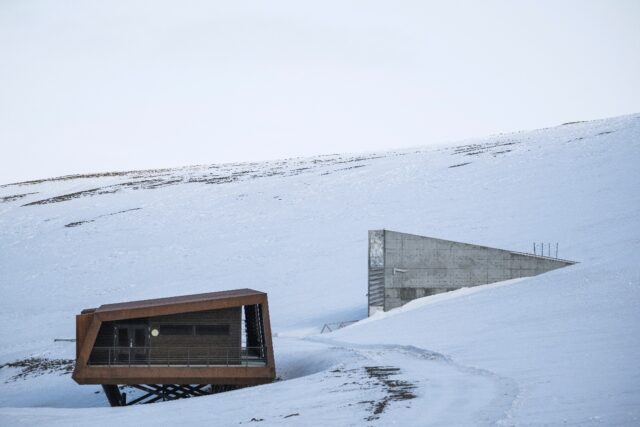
xmin=368 ymin=230 xmax=576 ymax=315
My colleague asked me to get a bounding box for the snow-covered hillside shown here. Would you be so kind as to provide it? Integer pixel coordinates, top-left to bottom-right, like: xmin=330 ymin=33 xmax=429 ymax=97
xmin=1 ymin=114 xmax=639 ymax=426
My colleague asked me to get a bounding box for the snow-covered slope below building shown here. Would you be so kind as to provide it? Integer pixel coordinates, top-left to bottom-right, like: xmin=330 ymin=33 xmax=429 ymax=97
xmin=0 ymin=114 xmax=639 ymax=425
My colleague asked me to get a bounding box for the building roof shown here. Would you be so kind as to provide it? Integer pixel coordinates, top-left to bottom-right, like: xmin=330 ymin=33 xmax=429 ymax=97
xmin=80 ymin=288 xmax=267 ymax=322
xmin=94 ymin=288 xmax=264 ymax=314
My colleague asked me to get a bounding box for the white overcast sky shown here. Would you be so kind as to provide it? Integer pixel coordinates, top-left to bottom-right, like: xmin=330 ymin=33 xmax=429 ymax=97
xmin=1 ymin=0 xmax=639 ymax=184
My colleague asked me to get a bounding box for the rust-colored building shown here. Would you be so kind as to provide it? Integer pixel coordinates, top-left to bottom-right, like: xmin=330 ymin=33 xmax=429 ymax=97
xmin=73 ymin=289 xmax=275 ymax=406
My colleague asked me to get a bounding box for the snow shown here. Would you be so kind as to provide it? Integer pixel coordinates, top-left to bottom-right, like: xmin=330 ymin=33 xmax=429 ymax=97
xmin=1 ymin=113 xmax=639 ymax=425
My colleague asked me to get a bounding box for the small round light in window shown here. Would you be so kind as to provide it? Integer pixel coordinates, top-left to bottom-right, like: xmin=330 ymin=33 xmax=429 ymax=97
xmin=151 ymin=328 xmax=159 ymax=337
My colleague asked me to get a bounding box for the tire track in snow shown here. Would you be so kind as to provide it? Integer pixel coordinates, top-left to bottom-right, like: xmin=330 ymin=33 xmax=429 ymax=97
xmin=307 ymin=338 xmax=520 ymax=426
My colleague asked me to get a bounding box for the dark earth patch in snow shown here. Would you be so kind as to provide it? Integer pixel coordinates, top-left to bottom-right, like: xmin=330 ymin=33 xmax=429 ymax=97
xmin=6 ymin=151 xmax=413 ymax=209
xmin=449 ymin=162 xmax=471 ymax=168
xmin=188 ymin=176 xmax=238 ymax=185
xmin=320 ymin=164 xmax=368 ymax=176
xmin=1 ymin=357 xmax=74 ymax=382
xmin=15 ymin=154 xmax=390 ymax=206
xmin=333 ymin=155 xmax=384 ymax=165
xmin=0 ymin=192 xmax=38 ymax=203
xmin=23 ymin=187 xmax=119 ymax=206
xmin=283 ymin=413 xmax=299 ymax=418
xmin=567 ymin=137 xmax=585 ymax=143
xmin=329 ymin=365 xmax=417 ymax=422
xmin=65 ymin=220 xmax=93 ymax=228
xmin=363 ymin=366 xmax=417 ymax=421
xmin=65 ymin=208 xmax=142 ymax=228
xmin=492 ymin=149 xmax=512 ymax=156
xmin=566 ymin=130 xmax=614 ymax=144
xmin=336 ymin=164 xmax=367 ymax=172
xmin=2 ymin=169 xmax=173 ymax=188
xmin=23 ymin=178 xmax=188 ymax=205
xmin=452 ymin=140 xmax=518 ymax=158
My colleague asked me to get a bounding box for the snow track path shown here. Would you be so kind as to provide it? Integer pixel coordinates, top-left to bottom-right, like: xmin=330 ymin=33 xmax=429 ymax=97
xmin=309 ymin=338 xmax=519 ymax=426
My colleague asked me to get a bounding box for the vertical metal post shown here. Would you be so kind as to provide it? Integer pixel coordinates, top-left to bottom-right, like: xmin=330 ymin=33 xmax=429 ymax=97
xmin=533 ymin=242 xmax=536 ymax=255
xmin=548 ymin=243 xmax=551 ymax=257
xmin=556 ymin=243 xmax=559 ymax=258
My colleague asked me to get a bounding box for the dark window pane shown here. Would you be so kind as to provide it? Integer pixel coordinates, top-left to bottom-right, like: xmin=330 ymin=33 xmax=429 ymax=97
xmin=134 ymin=328 xmax=147 ymax=346
xmin=117 ymin=328 xmax=128 ymax=346
xmin=160 ymin=325 xmax=193 ymax=335
xmin=195 ymin=325 xmax=230 ymax=336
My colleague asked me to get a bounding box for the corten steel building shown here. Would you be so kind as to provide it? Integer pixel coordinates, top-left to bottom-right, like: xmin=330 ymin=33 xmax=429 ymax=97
xmin=368 ymin=230 xmax=576 ymax=315
xmin=73 ymin=289 xmax=275 ymax=406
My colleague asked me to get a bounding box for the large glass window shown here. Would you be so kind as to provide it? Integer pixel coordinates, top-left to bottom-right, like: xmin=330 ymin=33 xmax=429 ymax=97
xmin=195 ymin=325 xmax=230 ymax=336
xmin=117 ymin=328 xmax=129 ymax=346
xmin=159 ymin=325 xmax=192 ymax=335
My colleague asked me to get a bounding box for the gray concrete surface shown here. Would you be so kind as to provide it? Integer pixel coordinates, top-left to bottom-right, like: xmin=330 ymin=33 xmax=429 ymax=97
xmin=368 ymin=230 xmax=576 ymax=315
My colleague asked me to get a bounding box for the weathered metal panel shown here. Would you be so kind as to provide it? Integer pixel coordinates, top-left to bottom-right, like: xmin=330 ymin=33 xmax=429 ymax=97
xmin=73 ymin=290 xmax=276 ymax=388
xmin=76 ymin=314 xmax=93 ymax=360
xmin=74 ymin=365 xmax=276 ymax=385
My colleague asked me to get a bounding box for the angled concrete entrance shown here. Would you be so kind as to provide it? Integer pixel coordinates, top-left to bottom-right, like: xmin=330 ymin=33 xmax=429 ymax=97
xmin=368 ymin=230 xmax=576 ymax=315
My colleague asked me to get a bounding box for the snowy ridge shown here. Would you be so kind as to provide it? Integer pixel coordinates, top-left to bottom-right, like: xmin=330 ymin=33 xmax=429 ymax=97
xmin=0 ymin=113 xmax=639 ymax=425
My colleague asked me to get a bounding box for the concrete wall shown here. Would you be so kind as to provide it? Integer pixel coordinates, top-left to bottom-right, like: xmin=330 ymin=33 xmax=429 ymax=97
xmin=368 ymin=230 xmax=576 ymax=314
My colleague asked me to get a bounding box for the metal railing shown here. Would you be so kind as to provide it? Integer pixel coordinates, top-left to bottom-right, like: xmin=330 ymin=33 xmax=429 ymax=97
xmin=321 ymin=320 xmax=359 ymax=333
xmin=88 ymin=346 xmax=267 ymax=368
